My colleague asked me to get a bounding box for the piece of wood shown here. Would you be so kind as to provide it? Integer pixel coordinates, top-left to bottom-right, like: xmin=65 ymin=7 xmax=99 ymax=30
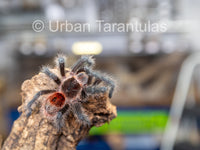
xmin=0 ymin=134 xmax=2 ymax=150
xmin=2 ymin=69 xmax=117 ymax=150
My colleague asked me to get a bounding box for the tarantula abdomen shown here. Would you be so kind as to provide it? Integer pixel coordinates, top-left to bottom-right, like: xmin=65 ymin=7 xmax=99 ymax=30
xmin=44 ymin=92 xmax=66 ymax=115
xmin=48 ymin=92 xmax=65 ymax=107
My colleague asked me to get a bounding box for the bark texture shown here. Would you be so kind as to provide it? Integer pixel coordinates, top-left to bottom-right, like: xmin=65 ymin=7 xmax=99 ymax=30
xmin=2 ymin=69 xmax=117 ymax=150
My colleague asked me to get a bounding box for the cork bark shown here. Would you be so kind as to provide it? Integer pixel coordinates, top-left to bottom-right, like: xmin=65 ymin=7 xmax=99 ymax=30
xmin=2 ymin=69 xmax=117 ymax=150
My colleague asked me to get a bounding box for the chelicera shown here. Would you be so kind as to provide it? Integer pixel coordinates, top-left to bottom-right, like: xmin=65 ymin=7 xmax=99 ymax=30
xmin=25 ymin=55 xmax=115 ymax=131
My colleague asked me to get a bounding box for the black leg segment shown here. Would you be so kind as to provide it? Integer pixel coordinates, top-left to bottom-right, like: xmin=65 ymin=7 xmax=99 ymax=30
xmin=80 ymin=90 xmax=87 ymax=99
xmin=70 ymin=102 xmax=90 ymax=126
xmin=57 ymin=56 xmax=65 ymax=77
xmin=93 ymin=78 xmax=102 ymax=85
xmin=55 ymin=104 xmax=70 ymax=131
xmin=85 ymin=86 xmax=107 ymax=94
xmin=56 ymin=111 xmax=63 ymax=132
xmin=71 ymin=55 xmax=94 ymax=73
xmin=42 ymin=67 xmax=61 ymax=85
xmin=87 ymin=75 xmax=93 ymax=85
xmin=26 ymin=89 xmax=56 ymax=117
xmin=84 ymin=67 xmax=115 ymax=98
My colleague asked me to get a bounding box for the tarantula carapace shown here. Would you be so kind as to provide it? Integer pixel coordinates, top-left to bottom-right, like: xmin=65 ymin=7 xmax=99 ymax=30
xmin=25 ymin=55 xmax=115 ymax=131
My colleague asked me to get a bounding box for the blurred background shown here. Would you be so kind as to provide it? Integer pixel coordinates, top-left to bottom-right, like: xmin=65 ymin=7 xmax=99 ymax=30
xmin=0 ymin=0 xmax=200 ymax=150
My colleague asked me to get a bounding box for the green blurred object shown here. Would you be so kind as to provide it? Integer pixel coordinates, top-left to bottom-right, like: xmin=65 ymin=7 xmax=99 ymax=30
xmin=90 ymin=110 xmax=168 ymax=135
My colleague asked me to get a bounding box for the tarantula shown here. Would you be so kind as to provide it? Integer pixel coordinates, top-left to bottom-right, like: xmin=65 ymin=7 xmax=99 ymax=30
xmin=25 ymin=55 xmax=115 ymax=131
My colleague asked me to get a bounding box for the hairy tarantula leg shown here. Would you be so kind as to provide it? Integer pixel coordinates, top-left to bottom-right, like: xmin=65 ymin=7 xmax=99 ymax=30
xmin=42 ymin=67 xmax=61 ymax=85
xmin=87 ymin=75 xmax=93 ymax=85
xmin=57 ymin=56 xmax=66 ymax=77
xmin=70 ymin=102 xmax=90 ymax=126
xmin=26 ymin=89 xmax=56 ymax=117
xmin=56 ymin=111 xmax=63 ymax=132
xmin=80 ymin=90 xmax=87 ymax=100
xmin=55 ymin=105 xmax=70 ymax=131
xmin=93 ymin=78 xmax=102 ymax=85
xmin=71 ymin=55 xmax=94 ymax=73
xmin=85 ymin=86 xmax=108 ymax=94
xmin=84 ymin=67 xmax=115 ymax=98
